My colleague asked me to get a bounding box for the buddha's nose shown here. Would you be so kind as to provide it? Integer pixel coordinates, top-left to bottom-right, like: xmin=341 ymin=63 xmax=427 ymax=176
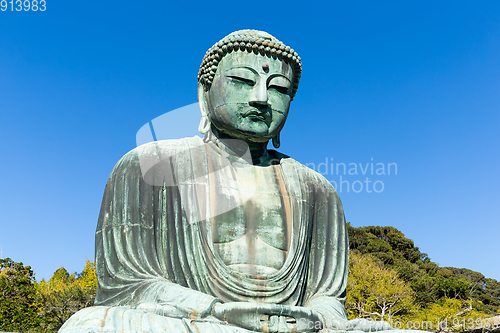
xmin=249 ymin=80 xmax=270 ymax=108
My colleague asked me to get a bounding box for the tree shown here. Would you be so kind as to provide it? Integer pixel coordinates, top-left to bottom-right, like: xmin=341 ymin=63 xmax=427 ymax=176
xmin=347 ymin=223 xmax=500 ymax=314
xmin=37 ymin=259 xmax=97 ymax=332
xmin=72 ymin=260 xmax=97 ymax=308
xmin=411 ymin=298 xmax=487 ymax=332
xmin=0 ymin=258 xmax=41 ymax=332
xmin=346 ymin=252 xmax=416 ymax=323
xmin=448 ymin=268 xmax=500 ymax=313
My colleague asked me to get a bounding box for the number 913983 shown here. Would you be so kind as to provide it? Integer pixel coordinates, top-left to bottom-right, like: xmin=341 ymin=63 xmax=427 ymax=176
xmin=1 ymin=0 xmax=46 ymax=11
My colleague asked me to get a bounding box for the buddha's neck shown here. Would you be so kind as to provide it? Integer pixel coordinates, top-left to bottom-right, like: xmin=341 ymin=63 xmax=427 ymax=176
xmin=208 ymin=128 xmax=270 ymax=164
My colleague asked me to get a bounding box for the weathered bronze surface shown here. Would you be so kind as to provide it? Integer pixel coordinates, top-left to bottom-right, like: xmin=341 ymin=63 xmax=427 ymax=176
xmin=59 ymin=30 xmax=413 ymax=333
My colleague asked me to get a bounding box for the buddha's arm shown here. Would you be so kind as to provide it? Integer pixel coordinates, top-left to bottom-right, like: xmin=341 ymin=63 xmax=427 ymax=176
xmin=301 ymin=175 xmax=350 ymax=325
xmin=96 ymin=216 xmax=221 ymax=319
xmin=94 ymin=146 xmax=221 ymax=319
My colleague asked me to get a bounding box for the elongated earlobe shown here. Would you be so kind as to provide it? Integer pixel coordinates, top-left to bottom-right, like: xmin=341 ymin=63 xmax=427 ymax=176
xmin=198 ymin=84 xmax=211 ymax=135
xmin=272 ymin=134 xmax=280 ymax=148
xmin=198 ymin=115 xmax=211 ymax=135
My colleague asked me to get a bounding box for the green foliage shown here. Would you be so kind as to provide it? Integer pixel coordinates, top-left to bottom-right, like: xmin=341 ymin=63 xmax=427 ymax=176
xmin=36 ymin=259 xmax=97 ymax=332
xmin=347 ymin=223 xmax=500 ymax=315
xmin=448 ymin=268 xmax=500 ymax=313
xmin=0 ymin=258 xmax=42 ymax=332
xmin=409 ymin=298 xmax=487 ymax=332
xmin=346 ymin=252 xmax=416 ymax=322
xmin=347 ymin=224 xmax=425 ymax=266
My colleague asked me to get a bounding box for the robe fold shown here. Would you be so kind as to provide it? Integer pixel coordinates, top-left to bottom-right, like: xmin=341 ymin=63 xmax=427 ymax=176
xmin=60 ymin=136 xmax=355 ymax=333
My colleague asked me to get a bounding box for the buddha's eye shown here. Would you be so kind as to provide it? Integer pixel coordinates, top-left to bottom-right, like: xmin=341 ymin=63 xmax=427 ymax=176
xmin=269 ymin=85 xmax=289 ymax=95
xmin=268 ymin=76 xmax=291 ymax=95
xmin=227 ymin=75 xmax=255 ymax=86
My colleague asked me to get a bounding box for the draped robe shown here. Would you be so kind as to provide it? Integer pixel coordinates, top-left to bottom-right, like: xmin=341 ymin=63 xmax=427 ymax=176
xmin=60 ymin=136 xmax=357 ymax=333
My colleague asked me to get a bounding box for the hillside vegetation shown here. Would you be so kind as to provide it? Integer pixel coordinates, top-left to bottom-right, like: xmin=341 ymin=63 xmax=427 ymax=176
xmin=347 ymin=224 xmax=499 ymax=331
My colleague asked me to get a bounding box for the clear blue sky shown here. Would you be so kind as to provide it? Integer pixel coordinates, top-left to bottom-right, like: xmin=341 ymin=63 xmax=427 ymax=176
xmin=1 ymin=1 xmax=499 ymax=282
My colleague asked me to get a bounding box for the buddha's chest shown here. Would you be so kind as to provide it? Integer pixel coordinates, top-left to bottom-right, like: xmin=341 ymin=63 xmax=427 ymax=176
xmin=210 ymin=164 xmax=290 ymax=274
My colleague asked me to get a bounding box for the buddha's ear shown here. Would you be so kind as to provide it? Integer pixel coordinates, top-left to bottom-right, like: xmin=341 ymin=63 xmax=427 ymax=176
xmin=197 ymin=83 xmax=211 ymax=135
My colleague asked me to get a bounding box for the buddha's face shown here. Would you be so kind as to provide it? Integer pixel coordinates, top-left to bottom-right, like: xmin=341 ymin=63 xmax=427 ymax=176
xmin=204 ymin=51 xmax=294 ymax=143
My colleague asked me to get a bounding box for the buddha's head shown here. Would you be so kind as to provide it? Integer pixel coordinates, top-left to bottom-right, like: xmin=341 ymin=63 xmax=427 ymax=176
xmin=197 ymin=30 xmax=302 ymax=148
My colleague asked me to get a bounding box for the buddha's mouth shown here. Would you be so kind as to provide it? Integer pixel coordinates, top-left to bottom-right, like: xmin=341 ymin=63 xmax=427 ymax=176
xmin=243 ymin=110 xmax=271 ymax=122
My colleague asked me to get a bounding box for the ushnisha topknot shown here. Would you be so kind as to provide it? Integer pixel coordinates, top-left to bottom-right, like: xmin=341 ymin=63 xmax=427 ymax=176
xmin=198 ymin=29 xmax=302 ymax=100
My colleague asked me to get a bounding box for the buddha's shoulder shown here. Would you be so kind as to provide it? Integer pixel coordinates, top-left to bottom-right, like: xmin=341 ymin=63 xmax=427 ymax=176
xmin=112 ymin=136 xmax=204 ymax=171
xmin=271 ymin=150 xmax=338 ymax=194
